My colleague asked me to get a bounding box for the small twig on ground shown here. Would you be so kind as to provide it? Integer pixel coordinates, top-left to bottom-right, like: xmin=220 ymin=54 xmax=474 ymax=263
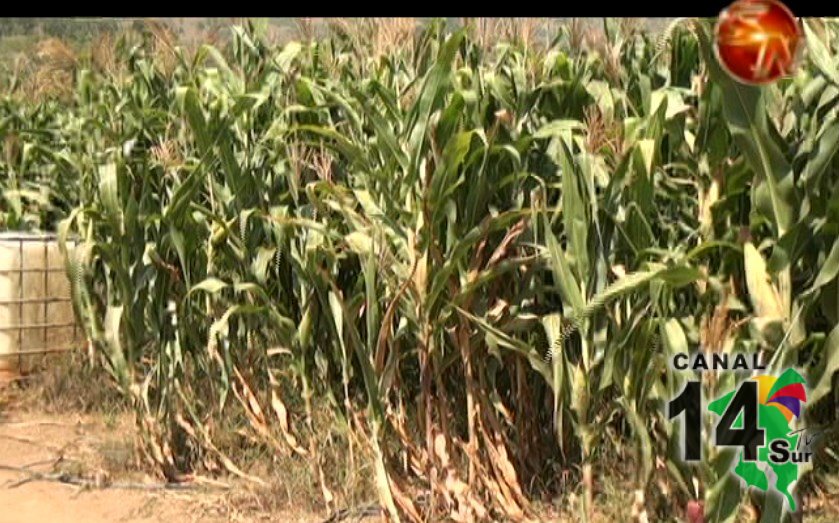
xmin=320 ymin=503 xmax=382 ymax=523
xmin=0 ymin=465 xmax=88 ymax=489
xmin=19 ymin=456 xmax=62 ymax=470
xmin=0 ymin=419 xmax=78 ymax=429
xmin=189 ymin=474 xmax=234 ymax=489
xmin=0 ymin=464 xmax=227 ymax=492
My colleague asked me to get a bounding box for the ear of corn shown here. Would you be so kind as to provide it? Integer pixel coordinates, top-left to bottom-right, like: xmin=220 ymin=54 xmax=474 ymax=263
xmin=743 ymin=241 xmax=785 ymax=321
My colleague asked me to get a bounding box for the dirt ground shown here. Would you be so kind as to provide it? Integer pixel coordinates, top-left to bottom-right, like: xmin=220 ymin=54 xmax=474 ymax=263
xmin=1 ymin=374 xmax=836 ymax=522
xmin=0 ymin=405 xmax=320 ymax=523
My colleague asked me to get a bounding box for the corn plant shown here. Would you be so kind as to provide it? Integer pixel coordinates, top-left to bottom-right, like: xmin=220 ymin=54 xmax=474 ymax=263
xmin=0 ymin=18 xmax=836 ymax=521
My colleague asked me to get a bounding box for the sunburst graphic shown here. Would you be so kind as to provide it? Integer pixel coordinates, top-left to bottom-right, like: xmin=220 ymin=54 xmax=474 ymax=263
xmin=715 ymin=0 xmax=803 ymax=84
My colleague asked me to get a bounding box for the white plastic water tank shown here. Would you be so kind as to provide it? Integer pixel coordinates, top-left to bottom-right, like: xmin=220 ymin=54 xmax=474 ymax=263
xmin=0 ymin=232 xmax=80 ymax=379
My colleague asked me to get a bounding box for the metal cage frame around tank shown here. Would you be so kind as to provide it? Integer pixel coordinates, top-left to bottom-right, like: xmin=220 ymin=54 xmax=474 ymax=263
xmin=0 ymin=232 xmax=80 ymax=371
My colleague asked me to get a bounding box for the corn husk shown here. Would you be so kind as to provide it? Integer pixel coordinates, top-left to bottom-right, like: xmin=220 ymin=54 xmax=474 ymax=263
xmin=743 ymin=241 xmax=785 ymax=321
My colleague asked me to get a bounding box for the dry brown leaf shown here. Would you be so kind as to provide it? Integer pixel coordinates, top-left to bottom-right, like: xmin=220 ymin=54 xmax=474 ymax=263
xmin=268 ymin=372 xmax=308 ymax=455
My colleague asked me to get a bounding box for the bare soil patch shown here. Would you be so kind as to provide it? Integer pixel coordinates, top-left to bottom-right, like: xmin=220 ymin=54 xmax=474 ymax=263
xmin=0 ymin=397 xmax=320 ymax=522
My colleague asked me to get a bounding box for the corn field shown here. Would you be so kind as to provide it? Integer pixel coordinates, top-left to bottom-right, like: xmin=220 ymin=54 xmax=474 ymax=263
xmin=1 ymin=18 xmax=838 ymax=521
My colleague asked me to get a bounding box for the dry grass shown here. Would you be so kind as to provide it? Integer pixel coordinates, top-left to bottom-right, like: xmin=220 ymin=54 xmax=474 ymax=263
xmin=145 ymin=20 xmax=180 ymax=76
xmin=587 ymin=32 xmax=622 ymax=84
xmin=35 ymin=38 xmax=77 ymax=70
xmin=583 ymin=104 xmax=625 ymax=157
xmin=1 ymin=359 xmax=368 ymax=520
xmin=180 ymin=23 xmax=225 ymax=63
xmin=151 ymin=137 xmax=184 ymax=173
xmin=3 ymin=132 xmax=21 ymax=167
xmin=371 ymin=18 xmax=418 ymax=60
xmin=805 ymin=478 xmax=839 ymax=523
xmin=464 ymin=18 xmax=555 ymax=51
xmin=0 ymin=381 xmax=142 ymax=484
xmin=566 ymin=19 xmax=588 ymax=55
xmin=8 ymin=38 xmax=80 ymax=101
xmin=4 ymin=351 xmax=125 ymax=416
xmin=325 ymin=18 xmax=418 ymax=61
xmin=295 ymin=18 xmax=317 ymax=42
xmin=91 ymin=32 xmax=120 ymax=78
xmin=699 ymin=288 xmax=746 ymax=355
xmin=5 ymin=367 xmax=836 ymax=521
xmin=209 ymin=390 xmax=377 ymax=518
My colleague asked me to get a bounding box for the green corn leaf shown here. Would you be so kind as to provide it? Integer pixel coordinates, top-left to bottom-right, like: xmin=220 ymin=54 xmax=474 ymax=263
xmin=810 ymin=323 xmax=839 ymax=405
xmin=805 ymin=20 xmax=839 ymax=87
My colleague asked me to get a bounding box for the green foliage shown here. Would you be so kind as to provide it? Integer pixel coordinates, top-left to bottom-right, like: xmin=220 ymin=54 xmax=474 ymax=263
xmin=1 ymin=18 xmax=837 ymax=521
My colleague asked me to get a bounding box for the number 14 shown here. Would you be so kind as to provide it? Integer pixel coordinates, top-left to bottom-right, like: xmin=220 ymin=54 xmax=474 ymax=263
xmin=668 ymin=380 xmax=765 ymax=461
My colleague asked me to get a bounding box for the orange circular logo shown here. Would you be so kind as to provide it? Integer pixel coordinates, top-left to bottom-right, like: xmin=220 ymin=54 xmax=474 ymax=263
xmin=715 ymin=0 xmax=803 ymax=85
